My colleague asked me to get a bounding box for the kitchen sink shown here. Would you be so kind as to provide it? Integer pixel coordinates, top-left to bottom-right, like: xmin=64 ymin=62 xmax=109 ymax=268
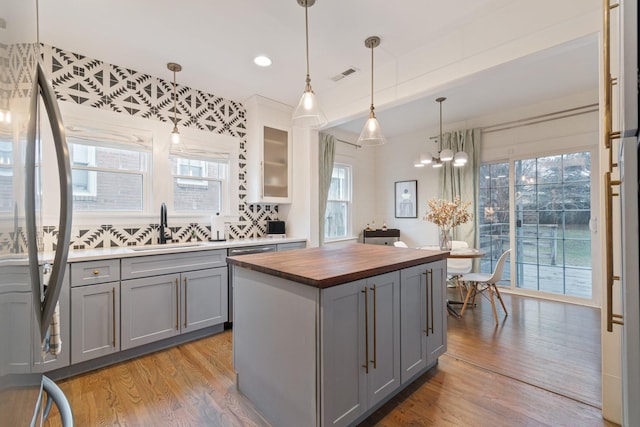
xmin=128 ymin=242 xmax=206 ymax=251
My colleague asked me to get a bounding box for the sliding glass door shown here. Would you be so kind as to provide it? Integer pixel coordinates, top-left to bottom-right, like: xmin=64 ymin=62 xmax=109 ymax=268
xmin=514 ymin=152 xmax=592 ymax=298
xmin=479 ymin=151 xmax=594 ymax=300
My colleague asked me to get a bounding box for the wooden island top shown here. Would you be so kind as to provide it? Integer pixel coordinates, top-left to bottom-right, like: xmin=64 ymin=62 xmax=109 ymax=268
xmin=226 ymin=242 xmax=447 ymax=288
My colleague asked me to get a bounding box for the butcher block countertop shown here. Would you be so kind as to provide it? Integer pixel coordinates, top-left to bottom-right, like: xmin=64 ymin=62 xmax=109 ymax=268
xmin=226 ymin=242 xmax=448 ymax=288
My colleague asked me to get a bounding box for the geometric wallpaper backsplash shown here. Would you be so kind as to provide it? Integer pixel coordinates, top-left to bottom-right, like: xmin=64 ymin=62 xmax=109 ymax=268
xmin=36 ymin=44 xmax=281 ymax=249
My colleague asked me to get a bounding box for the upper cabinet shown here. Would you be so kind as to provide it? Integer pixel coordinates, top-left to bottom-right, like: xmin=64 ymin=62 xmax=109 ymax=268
xmin=245 ymin=95 xmax=293 ymax=204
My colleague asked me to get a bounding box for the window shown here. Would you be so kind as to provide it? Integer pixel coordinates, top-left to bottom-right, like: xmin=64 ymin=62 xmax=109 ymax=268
xmin=171 ymin=156 xmax=228 ymax=212
xmin=66 ymin=126 xmax=151 ymax=212
xmin=0 ymin=140 xmax=13 ymax=212
xmin=324 ymin=163 xmax=351 ymax=240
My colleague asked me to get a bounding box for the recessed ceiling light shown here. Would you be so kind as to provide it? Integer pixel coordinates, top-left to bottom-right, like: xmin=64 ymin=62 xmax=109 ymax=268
xmin=254 ymin=55 xmax=272 ymax=67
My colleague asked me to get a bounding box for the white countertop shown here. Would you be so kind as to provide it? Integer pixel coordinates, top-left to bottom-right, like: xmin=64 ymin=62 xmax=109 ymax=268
xmin=50 ymin=236 xmax=307 ymax=263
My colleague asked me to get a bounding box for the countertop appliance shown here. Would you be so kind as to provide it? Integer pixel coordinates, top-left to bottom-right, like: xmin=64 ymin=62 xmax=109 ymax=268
xmin=266 ymin=220 xmax=286 ymax=236
xmin=0 ymin=0 xmax=74 ymax=424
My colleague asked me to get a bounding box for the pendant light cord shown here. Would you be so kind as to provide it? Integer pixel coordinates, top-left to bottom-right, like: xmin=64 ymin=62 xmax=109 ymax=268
xmin=304 ymin=2 xmax=311 ymax=86
xmin=370 ymin=43 xmax=374 ymax=113
xmin=439 ymin=99 xmax=442 ymax=152
xmin=173 ymin=70 xmax=177 ymax=127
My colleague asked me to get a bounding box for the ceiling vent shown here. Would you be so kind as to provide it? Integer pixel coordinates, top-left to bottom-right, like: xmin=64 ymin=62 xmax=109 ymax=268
xmin=331 ymin=67 xmax=358 ymax=82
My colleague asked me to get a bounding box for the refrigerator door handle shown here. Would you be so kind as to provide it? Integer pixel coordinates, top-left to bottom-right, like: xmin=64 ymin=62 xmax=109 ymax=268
xmin=27 ymin=62 xmax=73 ymax=339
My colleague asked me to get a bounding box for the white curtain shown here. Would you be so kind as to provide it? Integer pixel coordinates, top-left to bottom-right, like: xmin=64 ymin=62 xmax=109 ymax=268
xmin=319 ymin=133 xmax=336 ymax=246
xmin=441 ymin=128 xmax=481 ymax=249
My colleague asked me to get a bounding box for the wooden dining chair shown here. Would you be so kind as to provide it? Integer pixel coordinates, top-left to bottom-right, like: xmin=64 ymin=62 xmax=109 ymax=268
xmin=459 ymin=249 xmax=511 ymax=325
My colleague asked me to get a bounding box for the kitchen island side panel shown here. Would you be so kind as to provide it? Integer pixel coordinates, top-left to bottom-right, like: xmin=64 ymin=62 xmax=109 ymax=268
xmin=233 ymin=267 xmax=319 ymax=427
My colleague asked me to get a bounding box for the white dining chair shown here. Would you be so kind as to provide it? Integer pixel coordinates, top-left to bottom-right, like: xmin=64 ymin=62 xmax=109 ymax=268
xmin=459 ymin=249 xmax=511 ymax=325
xmin=447 ymin=240 xmax=473 ymax=299
xmin=393 ymin=241 xmax=409 ymax=248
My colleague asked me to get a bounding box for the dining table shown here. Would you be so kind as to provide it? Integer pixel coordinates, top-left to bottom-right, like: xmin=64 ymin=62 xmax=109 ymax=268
xmin=418 ymin=246 xmax=486 ymax=317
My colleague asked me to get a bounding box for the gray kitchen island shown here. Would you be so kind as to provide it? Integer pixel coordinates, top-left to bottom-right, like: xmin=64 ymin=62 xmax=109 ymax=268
xmin=227 ymin=243 xmax=448 ymax=427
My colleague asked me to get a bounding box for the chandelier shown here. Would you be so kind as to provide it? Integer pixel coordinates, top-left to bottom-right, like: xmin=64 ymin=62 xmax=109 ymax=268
xmin=414 ymin=97 xmax=467 ymax=168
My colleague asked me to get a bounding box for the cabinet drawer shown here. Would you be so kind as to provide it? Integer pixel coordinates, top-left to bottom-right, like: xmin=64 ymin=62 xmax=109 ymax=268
xmin=277 ymin=242 xmax=306 ymax=251
xmin=70 ymin=259 xmax=120 ymax=287
xmin=121 ymin=249 xmax=227 ymax=280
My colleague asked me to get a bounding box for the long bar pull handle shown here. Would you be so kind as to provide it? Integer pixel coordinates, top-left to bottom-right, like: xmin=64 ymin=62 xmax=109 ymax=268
xmin=371 ymin=284 xmax=377 ymax=369
xmin=175 ymin=278 xmax=180 ymax=331
xmin=605 ymin=172 xmax=624 ymax=332
xmin=27 ymin=63 xmax=73 ymax=339
xmin=425 ymin=270 xmax=435 ymax=334
xmin=111 ymin=287 xmax=116 ymax=347
xmin=362 ymin=287 xmax=369 ymax=374
xmin=424 ymin=271 xmax=430 ymax=336
xmin=429 ymin=270 xmax=435 ymax=334
xmin=184 ymin=277 xmax=188 ymax=328
xmin=603 ymin=0 xmax=613 ymax=151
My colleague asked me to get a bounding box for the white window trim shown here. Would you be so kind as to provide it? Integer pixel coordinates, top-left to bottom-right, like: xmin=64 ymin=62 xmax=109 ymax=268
xmin=324 ymin=162 xmax=352 ymax=242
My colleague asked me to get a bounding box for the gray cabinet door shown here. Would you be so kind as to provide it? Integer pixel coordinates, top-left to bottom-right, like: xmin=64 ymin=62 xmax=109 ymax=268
xmin=321 ymin=279 xmax=367 ymax=427
xmin=121 ymin=274 xmax=180 ymax=351
xmin=182 ymin=267 xmax=227 ymax=332
xmin=400 ymin=260 xmax=448 ymax=384
xmin=366 ymin=271 xmax=400 ymax=408
xmin=71 ymin=281 xmax=120 ymax=364
xmin=400 ymin=264 xmax=428 ymax=384
xmin=0 ymin=292 xmax=32 ymax=374
xmin=426 ymin=259 xmax=447 ymax=365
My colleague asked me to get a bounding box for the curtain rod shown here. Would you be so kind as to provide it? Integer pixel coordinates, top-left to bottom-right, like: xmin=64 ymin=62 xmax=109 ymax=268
xmin=335 ymin=104 xmax=598 ymax=144
xmin=480 ymin=103 xmax=598 ymax=134
xmin=336 ymin=138 xmax=361 ymax=148
xmin=428 ymin=103 xmax=598 ymax=138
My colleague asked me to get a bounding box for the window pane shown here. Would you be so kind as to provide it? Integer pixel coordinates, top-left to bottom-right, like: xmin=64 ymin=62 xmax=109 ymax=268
xmin=325 ymin=201 xmax=347 ymax=238
xmin=171 ymin=157 xmax=227 ymax=212
xmin=479 ymin=161 xmax=510 ymax=273
xmin=174 ymin=178 xmax=222 ymax=212
xmin=325 ymin=163 xmax=351 ymax=240
xmin=73 ymin=171 xmax=143 ymax=211
xmin=0 ymin=140 xmax=12 ymax=212
xmin=537 ymin=155 xmax=562 ymax=184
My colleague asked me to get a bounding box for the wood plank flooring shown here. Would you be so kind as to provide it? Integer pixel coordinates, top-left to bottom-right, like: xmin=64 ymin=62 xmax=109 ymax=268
xmin=43 ymin=291 xmax=617 ymax=427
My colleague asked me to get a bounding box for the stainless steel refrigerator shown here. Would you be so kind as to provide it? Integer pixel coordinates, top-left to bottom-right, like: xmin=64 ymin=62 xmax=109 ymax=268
xmin=0 ymin=0 xmax=73 ymax=425
xmin=619 ymin=2 xmax=640 ymax=425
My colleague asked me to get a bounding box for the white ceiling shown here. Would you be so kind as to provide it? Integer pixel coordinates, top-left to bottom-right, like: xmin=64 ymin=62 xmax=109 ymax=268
xmin=37 ymin=0 xmax=599 ymax=138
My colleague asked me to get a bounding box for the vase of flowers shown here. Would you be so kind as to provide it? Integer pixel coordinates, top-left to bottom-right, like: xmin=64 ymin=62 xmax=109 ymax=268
xmin=423 ymin=197 xmax=473 ymax=251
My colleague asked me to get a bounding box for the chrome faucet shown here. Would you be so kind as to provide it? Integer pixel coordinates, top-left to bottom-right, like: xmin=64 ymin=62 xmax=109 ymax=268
xmin=159 ymin=202 xmax=171 ymax=244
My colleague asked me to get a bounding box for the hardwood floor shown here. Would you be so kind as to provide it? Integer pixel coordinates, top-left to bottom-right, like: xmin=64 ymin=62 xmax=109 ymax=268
xmin=44 ymin=292 xmax=617 ymax=427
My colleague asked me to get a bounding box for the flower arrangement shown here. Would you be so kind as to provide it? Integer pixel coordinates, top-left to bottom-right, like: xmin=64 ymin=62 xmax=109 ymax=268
xmin=423 ymin=197 xmax=473 ymax=230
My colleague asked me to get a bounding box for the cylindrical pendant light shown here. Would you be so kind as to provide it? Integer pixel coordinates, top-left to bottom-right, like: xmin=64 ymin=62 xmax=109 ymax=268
xmin=292 ymin=0 xmax=327 ymax=128
xmin=357 ymin=36 xmax=386 ymax=147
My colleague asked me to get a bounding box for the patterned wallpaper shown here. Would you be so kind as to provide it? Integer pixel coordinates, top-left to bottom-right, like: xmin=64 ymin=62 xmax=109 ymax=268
xmin=34 ymin=44 xmax=279 ymax=249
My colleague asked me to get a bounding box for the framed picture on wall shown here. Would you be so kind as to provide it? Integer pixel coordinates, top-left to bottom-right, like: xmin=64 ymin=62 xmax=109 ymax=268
xmin=395 ymin=180 xmax=417 ymax=218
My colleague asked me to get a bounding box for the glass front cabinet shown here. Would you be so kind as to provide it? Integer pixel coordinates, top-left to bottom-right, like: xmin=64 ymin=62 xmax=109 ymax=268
xmin=245 ymin=95 xmax=293 ymax=204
